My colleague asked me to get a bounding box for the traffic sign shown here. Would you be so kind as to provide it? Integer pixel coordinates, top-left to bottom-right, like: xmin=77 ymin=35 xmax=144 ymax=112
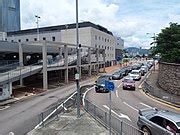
xmin=105 ymin=80 xmax=115 ymax=91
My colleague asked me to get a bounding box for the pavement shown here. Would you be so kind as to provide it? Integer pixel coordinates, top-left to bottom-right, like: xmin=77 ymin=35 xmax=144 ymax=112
xmin=144 ymin=70 xmax=180 ymax=107
xmin=28 ymin=109 xmax=109 ymax=135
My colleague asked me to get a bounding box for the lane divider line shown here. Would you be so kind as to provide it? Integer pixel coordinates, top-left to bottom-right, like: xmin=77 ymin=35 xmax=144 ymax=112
xmin=140 ymin=102 xmax=152 ymax=108
xmin=82 ymin=86 xmax=94 ymax=106
xmin=123 ymin=101 xmax=138 ymax=112
xmin=103 ymin=105 xmax=131 ymax=121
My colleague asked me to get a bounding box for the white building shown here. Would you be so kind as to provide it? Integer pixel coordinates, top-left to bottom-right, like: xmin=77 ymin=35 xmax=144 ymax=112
xmin=7 ymin=22 xmax=116 ymax=65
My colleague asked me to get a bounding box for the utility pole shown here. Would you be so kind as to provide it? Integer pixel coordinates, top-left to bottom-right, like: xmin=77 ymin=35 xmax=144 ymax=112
xmin=35 ymin=15 xmax=40 ymax=41
xmin=75 ymin=0 xmax=81 ymax=118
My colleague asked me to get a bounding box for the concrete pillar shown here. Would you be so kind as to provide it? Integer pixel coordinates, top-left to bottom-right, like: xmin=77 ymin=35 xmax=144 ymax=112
xmin=19 ymin=43 xmax=24 ymax=86
xmin=59 ymin=47 xmax=63 ymax=59
xmin=88 ymin=47 xmax=91 ymax=76
xmin=96 ymin=48 xmax=99 ymax=74
xmin=102 ymin=50 xmax=106 ymax=72
xmin=42 ymin=42 xmax=48 ymax=89
xmin=64 ymin=45 xmax=68 ymax=83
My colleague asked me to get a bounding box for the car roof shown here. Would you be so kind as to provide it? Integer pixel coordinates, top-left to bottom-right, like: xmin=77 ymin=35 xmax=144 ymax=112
xmin=131 ymin=70 xmax=140 ymax=72
xmin=155 ymin=110 xmax=180 ymax=123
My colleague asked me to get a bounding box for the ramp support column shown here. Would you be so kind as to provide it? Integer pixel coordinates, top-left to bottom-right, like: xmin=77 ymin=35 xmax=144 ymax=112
xmin=42 ymin=42 xmax=48 ymax=89
xmin=19 ymin=43 xmax=24 ymax=86
xmin=64 ymin=45 xmax=68 ymax=84
xmin=88 ymin=47 xmax=91 ymax=76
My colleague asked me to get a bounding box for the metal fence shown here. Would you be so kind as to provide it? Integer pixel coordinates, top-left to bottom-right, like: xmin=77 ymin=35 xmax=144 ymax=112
xmin=143 ymin=80 xmax=180 ymax=106
xmin=84 ymin=98 xmax=144 ymax=135
xmin=36 ymin=92 xmax=77 ymax=128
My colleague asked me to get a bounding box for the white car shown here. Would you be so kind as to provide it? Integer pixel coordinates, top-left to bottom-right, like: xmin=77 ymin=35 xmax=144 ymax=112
xmin=140 ymin=65 xmax=148 ymax=75
xmin=129 ymin=70 xmax=141 ymax=81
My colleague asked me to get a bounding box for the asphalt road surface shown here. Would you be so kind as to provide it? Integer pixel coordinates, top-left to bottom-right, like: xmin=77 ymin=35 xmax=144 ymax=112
xmin=0 ymin=79 xmax=94 ymax=135
xmin=86 ymin=69 xmax=180 ymax=128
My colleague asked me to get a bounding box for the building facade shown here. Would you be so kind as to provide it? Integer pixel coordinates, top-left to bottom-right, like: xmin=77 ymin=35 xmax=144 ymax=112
xmin=115 ymin=36 xmax=124 ymax=61
xmin=0 ymin=0 xmax=20 ymax=32
xmin=7 ymin=22 xmax=116 ymax=64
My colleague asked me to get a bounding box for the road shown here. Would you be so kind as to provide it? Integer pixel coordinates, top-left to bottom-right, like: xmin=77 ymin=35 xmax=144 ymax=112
xmin=0 ymin=78 xmax=94 ymax=135
xmin=86 ymin=69 xmax=180 ymax=128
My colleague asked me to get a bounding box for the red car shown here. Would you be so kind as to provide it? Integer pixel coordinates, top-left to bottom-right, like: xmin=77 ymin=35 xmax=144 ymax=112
xmin=122 ymin=77 xmax=135 ymax=90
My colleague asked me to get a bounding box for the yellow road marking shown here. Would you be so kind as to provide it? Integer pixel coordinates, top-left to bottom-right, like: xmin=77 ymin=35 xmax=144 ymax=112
xmin=139 ymin=89 xmax=180 ymax=111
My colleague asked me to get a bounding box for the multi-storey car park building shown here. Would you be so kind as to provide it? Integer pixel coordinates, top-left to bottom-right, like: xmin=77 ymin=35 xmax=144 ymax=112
xmin=7 ymin=21 xmax=116 ymax=66
xmin=0 ymin=0 xmax=20 ymax=32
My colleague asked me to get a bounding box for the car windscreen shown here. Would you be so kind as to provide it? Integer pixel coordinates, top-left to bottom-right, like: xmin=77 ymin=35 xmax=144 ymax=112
xmin=124 ymin=79 xmax=134 ymax=83
xmin=176 ymin=122 xmax=180 ymax=127
xmin=97 ymin=76 xmax=109 ymax=84
xmin=131 ymin=71 xmax=139 ymax=74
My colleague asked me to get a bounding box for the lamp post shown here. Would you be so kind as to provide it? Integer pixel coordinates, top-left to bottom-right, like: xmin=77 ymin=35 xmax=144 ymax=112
xmin=75 ymin=0 xmax=81 ymax=118
xmin=35 ymin=15 xmax=40 ymax=41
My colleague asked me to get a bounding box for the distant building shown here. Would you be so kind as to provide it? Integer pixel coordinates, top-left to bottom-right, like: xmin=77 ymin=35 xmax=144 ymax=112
xmin=0 ymin=32 xmax=7 ymax=40
xmin=7 ymin=21 xmax=116 ymax=65
xmin=115 ymin=36 xmax=124 ymax=61
xmin=0 ymin=0 xmax=20 ymax=32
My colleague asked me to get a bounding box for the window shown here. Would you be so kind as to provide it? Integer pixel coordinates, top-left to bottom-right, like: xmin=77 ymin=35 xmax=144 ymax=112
xmin=107 ymin=39 xmax=109 ymax=42
xmin=18 ymin=39 xmax=21 ymax=42
xmin=99 ymin=36 xmax=101 ymax=40
xmin=102 ymin=46 xmax=103 ymax=49
xmin=105 ymin=46 xmax=106 ymax=49
xmin=107 ymin=47 xmax=109 ymax=50
xmin=43 ymin=37 xmax=46 ymax=40
xmin=52 ymin=36 xmax=55 ymax=41
xmin=105 ymin=38 xmax=106 ymax=42
xmin=34 ymin=38 xmax=37 ymax=41
xmin=11 ymin=40 xmax=14 ymax=42
xmin=26 ymin=39 xmax=29 ymax=42
xmin=95 ymin=44 xmax=97 ymax=48
xmin=95 ymin=35 xmax=97 ymax=40
xmin=99 ymin=45 xmax=100 ymax=48
xmin=102 ymin=37 xmax=104 ymax=41
xmin=0 ymin=87 xmax=2 ymax=96
xmin=5 ymin=38 xmax=7 ymax=41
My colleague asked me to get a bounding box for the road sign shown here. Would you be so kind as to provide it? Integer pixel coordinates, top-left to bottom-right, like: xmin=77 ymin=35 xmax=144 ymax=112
xmin=105 ymin=80 xmax=115 ymax=91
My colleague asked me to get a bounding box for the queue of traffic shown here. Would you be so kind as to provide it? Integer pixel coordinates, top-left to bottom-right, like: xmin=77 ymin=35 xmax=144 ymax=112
xmin=95 ymin=60 xmax=154 ymax=92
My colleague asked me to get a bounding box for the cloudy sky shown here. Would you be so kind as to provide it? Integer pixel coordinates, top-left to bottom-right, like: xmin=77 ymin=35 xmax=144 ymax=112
xmin=20 ymin=0 xmax=180 ymax=49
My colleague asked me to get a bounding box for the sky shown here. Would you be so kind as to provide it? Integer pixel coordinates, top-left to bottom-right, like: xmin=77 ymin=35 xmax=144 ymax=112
xmin=20 ymin=0 xmax=180 ymax=49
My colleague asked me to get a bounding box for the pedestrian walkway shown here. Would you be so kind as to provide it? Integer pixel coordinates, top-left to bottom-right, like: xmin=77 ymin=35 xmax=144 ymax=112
xmin=144 ymin=71 xmax=180 ymax=107
xmin=28 ymin=109 xmax=109 ymax=135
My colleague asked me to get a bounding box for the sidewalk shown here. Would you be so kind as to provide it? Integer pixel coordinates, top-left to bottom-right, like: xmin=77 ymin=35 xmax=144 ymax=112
xmin=144 ymin=71 xmax=180 ymax=107
xmin=28 ymin=109 xmax=109 ymax=135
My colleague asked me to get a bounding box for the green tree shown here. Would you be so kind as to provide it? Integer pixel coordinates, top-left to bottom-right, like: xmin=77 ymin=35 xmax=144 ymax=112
xmin=151 ymin=23 xmax=180 ymax=63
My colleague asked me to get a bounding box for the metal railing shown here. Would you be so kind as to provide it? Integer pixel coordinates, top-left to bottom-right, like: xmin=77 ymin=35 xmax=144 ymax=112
xmin=0 ymin=62 xmax=42 ymax=84
xmin=143 ymin=80 xmax=180 ymax=105
xmin=36 ymin=92 xmax=77 ymax=128
xmin=0 ymin=61 xmax=20 ymax=73
xmin=84 ymin=98 xmax=145 ymax=135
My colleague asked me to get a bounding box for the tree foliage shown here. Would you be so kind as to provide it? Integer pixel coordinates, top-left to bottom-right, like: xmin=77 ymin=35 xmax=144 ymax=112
xmin=151 ymin=23 xmax=180 ymax=63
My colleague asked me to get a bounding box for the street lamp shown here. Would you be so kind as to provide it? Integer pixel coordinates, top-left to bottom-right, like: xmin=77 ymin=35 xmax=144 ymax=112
xmin=35 ymin=15 xmax=41 ymax=41
xmin=75 ymin=0 xmax=81 ymax=118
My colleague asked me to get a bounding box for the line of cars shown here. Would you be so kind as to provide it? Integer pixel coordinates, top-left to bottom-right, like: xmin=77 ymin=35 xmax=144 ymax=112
xmin=95 ymin=60 xmax=154 ymax=92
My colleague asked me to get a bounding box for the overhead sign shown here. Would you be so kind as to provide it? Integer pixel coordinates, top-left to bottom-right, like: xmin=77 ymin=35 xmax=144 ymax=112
xmin=105 ymin=80 xmax=115 ymax=91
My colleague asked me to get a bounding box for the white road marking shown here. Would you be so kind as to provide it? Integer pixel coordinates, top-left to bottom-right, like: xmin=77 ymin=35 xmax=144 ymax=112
xmin=82 ymin=86 xmax=94 ymax=106
xmin=118 ymin=83 xmax=122 ymax=88
xmin=115 ymin=89 xmax=119 ymax=97
xmin=0 ymin=106 xmax=10 ymax=111
xmin=103 ymin=105 xmax=131 ymax=121
xmin=123 ymin=101 xmax=138 ymax=112
xmin=140 ymin=103 xmax=152 ymax=108
xmin=35 ymin=91 xmax=77 ymax=129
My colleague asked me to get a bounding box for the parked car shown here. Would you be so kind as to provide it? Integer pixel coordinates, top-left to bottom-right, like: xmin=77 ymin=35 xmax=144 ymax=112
xmin=112 ymin=71 xmax=123 ymax=80
xmin=129 ymin=70 xmax=141 ymax=81
xmin=95 ymin=75 xmax=111 ymax=93
xmin=122 ymin=77 xmax=135 ymax=90
xmin=137 ymin=108 xmax=180 ymax=135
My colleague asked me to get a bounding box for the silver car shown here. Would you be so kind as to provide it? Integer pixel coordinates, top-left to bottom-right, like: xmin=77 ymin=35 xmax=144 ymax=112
xmin=137 ymin=108 xmax=180 ymax=135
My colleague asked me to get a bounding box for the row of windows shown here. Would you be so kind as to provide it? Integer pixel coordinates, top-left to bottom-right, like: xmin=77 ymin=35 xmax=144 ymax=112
xmin=95 ymin=44 xmax=114 ymax=50
xmin=10 ymin=36 xmax=56 ymax=42
xmin=95 ymin=35 xmax=111 ymax=43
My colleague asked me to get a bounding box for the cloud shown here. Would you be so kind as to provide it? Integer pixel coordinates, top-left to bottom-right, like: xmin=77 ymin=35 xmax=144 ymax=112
xmin=20 ymin=0 xmax=180 ymax=49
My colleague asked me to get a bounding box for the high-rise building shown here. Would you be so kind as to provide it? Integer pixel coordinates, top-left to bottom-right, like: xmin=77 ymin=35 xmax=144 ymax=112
xmin=0 ymin=0 xmax=20 ymax=32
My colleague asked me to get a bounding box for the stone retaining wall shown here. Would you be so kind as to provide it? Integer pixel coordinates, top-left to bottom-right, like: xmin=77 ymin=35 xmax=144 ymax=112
xmin=158 ymin=62 xmax=180 ymax=96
